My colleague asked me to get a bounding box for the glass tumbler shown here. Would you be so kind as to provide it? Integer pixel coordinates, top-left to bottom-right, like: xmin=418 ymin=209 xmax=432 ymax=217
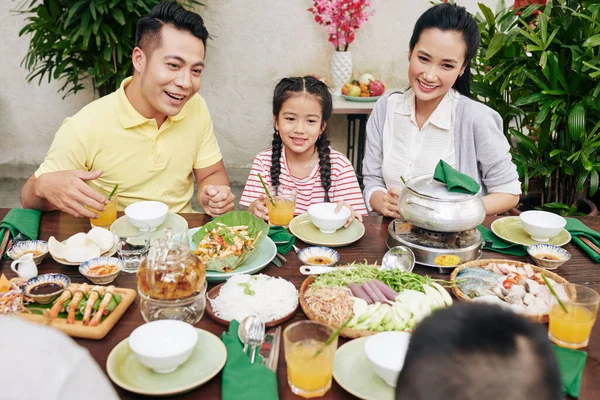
xmin=110 ymin=218 xmax=151 ymax=273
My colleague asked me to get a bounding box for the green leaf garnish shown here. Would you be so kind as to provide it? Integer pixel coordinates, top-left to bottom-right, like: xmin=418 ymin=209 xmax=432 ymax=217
xmin=541 ymin=274 xmax=568 ymax=314
xmin=313 ymin=317 xmax=351 ymax=358
xmin=257 ymin=173 xmax=275 ymax=206
xmin=238 ymin=282 xmax=255 ymax=296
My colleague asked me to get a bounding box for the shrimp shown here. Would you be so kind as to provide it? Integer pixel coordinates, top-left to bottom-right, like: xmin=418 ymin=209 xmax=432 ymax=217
xmin=89 ymin=285 xmax=115 ymax=327
xmin=66 ymin=283 xmax=90 ymax=324
xmin=49 ymin=283 xmax=77 ymax=318
xmin=82 ymin=286 xmax=105 ymax=325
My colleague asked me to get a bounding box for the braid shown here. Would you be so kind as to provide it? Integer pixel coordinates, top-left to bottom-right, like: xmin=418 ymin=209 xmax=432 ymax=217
xmin=316 ymin=134 xmax=331 ymax=202
xmin=271 ymin=131 xmax=283 ymax=188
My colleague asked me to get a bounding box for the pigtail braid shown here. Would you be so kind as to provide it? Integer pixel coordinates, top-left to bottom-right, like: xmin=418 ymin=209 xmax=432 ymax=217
xmin=270 ymin=131 xmax=283 ymax=188
xmin=316 ymin=134 xmax=331 ymax=202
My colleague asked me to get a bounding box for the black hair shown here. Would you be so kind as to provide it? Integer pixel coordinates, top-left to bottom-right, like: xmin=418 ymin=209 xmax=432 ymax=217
xmin=395 ymin=303 xmax=562 ymax=400
xmin=271 ymin=76 xmax=333 ymax=201
xmin=135 ymin=1 xmax=209 ymax=55
xmin=409 ymin=3 xmax=480 ymax=97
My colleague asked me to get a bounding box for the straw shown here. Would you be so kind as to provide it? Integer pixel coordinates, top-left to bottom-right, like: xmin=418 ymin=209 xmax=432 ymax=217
xmin=313 ymin=317 xmax=351 ymax=358
xmin=257 ymin=173 xmax=275 ymax=206
xmin=542 ymin=274 xmax=569 ymax=313
xmin=108 ymin=184 xmax=119 ymax=200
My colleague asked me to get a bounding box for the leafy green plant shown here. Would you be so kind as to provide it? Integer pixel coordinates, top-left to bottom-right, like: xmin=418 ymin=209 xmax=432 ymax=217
xmin=471 ymin=0 xmax=600 ymax=214
xmin=16 ymin=0 xmax=202 ymax=98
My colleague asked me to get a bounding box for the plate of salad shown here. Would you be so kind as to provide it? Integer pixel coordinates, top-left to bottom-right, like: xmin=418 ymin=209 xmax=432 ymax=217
xmin=299 ymin=263 xmax=452 ymax=338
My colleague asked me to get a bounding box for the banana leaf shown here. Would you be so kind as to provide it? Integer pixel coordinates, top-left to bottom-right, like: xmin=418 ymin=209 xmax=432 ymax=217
xmin=191 ymin=211 xmax=269 ymax=272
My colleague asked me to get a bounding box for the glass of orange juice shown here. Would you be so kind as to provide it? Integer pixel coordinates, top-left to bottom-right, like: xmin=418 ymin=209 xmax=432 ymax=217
xmin=88 ymin=184 xmax=118 ymax=229
xmin=284 ymin=320 xmax=337 ymax=398
xmin=548 ymin=283 xmax=600 ymax=349
xmin=266 ymin=185 xmax=296 ymax=228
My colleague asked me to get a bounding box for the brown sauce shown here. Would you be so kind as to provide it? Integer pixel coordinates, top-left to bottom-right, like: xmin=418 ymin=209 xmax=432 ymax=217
xmin=537 ymin=253 xmax=560 ymax=261
xmin=306 ymin=256 xmax=332 ymax=265
xmin=88 ymin=265 xmax=118 ymax=276
xmin=30 ymin=282 xmax=64 ymax=295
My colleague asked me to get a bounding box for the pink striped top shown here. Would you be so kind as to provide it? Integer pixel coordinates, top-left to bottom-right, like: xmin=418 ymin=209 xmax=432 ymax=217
xmin=240 ymin=147 xmax=367 ymax=215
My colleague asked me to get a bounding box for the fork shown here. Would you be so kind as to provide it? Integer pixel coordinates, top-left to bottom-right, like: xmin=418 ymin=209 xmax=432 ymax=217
xmin=248 ymin=320 xmax=266 ymax=364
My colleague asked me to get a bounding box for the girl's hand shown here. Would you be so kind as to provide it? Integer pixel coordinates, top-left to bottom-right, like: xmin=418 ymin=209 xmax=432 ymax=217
xmin=335 ymin=201 xmax=363 ymax=228
xmin=381 ymin=187 xmax=403 ymax=219
xmin=249 ymin=196 xmax=269 ymax=221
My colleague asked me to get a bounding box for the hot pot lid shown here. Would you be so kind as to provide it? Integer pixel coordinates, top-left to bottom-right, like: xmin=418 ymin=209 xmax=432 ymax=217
xmin=406 ymin=174 xmax=480 ymax=201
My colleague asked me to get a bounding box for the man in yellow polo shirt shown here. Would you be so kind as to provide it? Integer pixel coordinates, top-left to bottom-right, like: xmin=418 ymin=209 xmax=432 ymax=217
xmin=21 ymin=2 xmax=234 ymax=217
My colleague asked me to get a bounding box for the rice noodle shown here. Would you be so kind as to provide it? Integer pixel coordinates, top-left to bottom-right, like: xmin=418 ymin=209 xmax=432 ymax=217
xmin=304 ymin=287 xmax=354 ymax=326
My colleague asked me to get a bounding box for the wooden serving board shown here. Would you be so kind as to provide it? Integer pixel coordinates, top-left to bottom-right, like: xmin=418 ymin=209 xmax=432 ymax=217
xmin=19 ymin=287 xmax=137 ymax=340
xmin=450 ymin=259 xmax=569 ymax=323
xmin=206 ymin=282 xmax=297 ymax=328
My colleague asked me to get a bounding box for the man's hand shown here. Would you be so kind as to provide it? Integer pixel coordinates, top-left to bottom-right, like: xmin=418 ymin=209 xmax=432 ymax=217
xmin=335 ymin=201 xmax=363 ymax=228
xmin=381 ymin=187 xmax=403 ymax=219
xmin=249 ymin=196 xmax=269 ymax=221
xmin=200 ymin=185 xmax=235 ymax=216
xmin=34 ymin=170 xmax=107 ymax=218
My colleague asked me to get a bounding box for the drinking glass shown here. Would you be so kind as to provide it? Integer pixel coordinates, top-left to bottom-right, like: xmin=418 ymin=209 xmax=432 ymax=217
xmin=111 ymin=218 xmax=151 ymax=273
xmin=284 ymin=320 xmax=337 ymax=398
xmin=266 ymin=185 xmax=297 ymax=228
xmin=548 ymin=283 xmax=600 ymax=349
xmin=88 ymin=184 xmax=118 ymax=229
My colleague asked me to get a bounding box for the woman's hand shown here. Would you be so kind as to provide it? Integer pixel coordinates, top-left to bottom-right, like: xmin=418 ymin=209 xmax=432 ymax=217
xmin=335 ymin=201 xmax=363 ymax=228
xmin=249 ymin=196 xmax=269 ymax=221
xmin=371 ymin=188 xmax=402 ymax=218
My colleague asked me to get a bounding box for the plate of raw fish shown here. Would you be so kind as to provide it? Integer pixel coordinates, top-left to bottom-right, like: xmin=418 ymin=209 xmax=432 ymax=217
xmin=450 ymin=259 xmax=569 ymax=323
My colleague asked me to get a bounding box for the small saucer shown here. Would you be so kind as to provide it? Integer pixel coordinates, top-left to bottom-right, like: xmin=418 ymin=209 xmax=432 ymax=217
xmin=527 ymin=244 xmax=571 ymax=270
xmin=7 ymin=240 xmax=49 ymax=266
xmin=491 ymin=217 xmax=571 ymax=247
xmin=289 ymin=213 xmax=365 ymax=247
xmin=297 ymin=246 xmax=340 ymax=266
xmin=107 ymin=328 xmax=226 ymax=396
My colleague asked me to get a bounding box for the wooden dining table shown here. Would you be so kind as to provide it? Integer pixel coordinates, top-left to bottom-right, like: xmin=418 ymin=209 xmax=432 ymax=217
xmin=1 ymin=208 xmax=599 ymax=400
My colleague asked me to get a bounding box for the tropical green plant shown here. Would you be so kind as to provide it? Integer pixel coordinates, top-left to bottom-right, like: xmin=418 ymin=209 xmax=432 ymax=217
xmin=15 ymin=0 xmax=202 ymax=98
xmin=471 ymin=0 xmax=600 ymax=215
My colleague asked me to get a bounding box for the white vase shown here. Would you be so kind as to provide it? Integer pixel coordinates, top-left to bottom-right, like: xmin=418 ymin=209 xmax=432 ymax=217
xmin=331 ymin=51 xmax=352 ymax=95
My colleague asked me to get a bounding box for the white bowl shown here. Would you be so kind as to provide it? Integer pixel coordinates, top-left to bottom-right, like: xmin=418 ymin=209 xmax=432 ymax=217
xmin=125 ymin=201 xmax=168 ymax=232
xmin=129 ymin=320 xmax=198 ymax=374
xmin=364 ymin=331 xmax=411 ymax=387
xmin=79 ymin=256 xmax=123 ymax=284
xmin=519 ymin=210 xmax=566 ymax=242
xmin=307 ymin=203 xmax=351 ymax=234
xmin=527 ymin=244 xmax=571 ymax=270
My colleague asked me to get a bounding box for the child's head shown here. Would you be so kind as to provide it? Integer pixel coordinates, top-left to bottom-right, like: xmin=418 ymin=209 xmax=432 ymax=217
xmin=408 ymin=3 xmax=480 ymax=100
xmin=270 ymin=76 xmax=333 ymax=201
xmin=395 ymin=303 xmax=562 ymax=400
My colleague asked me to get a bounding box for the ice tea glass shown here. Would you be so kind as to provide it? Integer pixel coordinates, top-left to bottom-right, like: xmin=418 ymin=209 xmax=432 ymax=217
xmin=548 ymin=283 xmax=600 ymax=349
xmin=266 ymin=185 xmax=297 ymax=228
xmin=88 ymin=184 xmax=118 ymax=229
xmin=284 ymin=320 xmax=337 ymax=398
xmin=111 ymin=218 xmax=151 ymax=273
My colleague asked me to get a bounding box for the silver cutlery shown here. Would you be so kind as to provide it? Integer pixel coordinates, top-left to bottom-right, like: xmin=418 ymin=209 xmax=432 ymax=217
xmin=238 ymin=315 xmax=256 ymax=355
xmin=248 ymin=320 xmax=266 ymax=364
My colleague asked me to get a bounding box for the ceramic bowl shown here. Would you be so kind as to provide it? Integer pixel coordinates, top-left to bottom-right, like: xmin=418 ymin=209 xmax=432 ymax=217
xmin=307 ymin=203 xmax=351 ymax=234
xmin=519 ymin=211 xmax=566 ymax=242
xmin=79 ymin=256 xmax=123 ymax=285
xmin=125 ymin=201 xmax=169 ymax=232
xmin=7 ymin=240 xmax=49 ymax=266
xmin=129 ymin=320 xmax=198 ymax=374
xmin=23 ymin=273 xmax=71 ymax=304
xmin=527 ymin=244 xmax=571 ymax=270
xmin=297 ymin=246 xmax=340 ymax=266
xmin=364 ymin=331 xmax=411 ymax=387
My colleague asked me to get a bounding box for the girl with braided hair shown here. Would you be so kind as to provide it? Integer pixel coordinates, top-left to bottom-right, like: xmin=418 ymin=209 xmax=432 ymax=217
xmin=240 ymin=76 xmax=367 ymax=226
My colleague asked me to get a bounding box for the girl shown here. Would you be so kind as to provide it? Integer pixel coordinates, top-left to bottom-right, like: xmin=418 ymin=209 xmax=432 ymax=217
xmin=240 ymin=76 xmax=367 ymax=226
xmin=363 ymin=3 xmax=521 ymax=218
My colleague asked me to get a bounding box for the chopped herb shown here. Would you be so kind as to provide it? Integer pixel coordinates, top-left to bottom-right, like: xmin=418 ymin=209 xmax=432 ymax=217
xmin=238 ymin=282 xmax=255 ymax=296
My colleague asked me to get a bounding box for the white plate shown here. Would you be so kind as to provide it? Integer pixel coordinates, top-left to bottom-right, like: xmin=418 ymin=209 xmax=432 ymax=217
xmin=50 ymin=241 xmax=117 ymax=266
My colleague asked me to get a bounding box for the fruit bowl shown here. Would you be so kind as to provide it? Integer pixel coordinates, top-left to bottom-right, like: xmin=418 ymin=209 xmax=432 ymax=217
xmin=342 ymin=74 xmax=385 ymax=99
xmin=342 ymin=95 xmax=381 ymax=102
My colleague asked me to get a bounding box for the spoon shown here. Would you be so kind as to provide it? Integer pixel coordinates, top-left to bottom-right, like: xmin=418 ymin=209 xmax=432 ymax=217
xmin=238 ymin=315 xmax=257 ymax=354
xmin=381 ymin=246 xmax=416 ymax=272
xmin=300 ymin=265 xmax=339 ymax=275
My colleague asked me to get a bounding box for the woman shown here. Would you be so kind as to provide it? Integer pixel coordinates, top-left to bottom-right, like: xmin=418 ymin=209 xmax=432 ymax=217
xmin=363 ymin=3 xmax=521 ymax=218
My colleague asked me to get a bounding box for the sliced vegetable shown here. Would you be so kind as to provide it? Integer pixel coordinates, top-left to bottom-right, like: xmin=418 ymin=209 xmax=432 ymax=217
xmin=371 ymin=279 xmax=398 ymax=301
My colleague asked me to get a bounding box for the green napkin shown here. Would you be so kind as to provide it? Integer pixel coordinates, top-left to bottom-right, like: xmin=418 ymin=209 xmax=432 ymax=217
xmin=1 ymin=208 xmax=42 ymax=258
xmin=221 ymin=320 xmax=278 ymax=400
xmin=433 ymin=160 xmax=481 ymax=194
xmin=565 ymin=218 xmax=600 ymax=262
xmin=477 ymin=225 xmax=528 ymax=256
xmin=553 ymin=345 xmax=587 ymax=398
xmin=268 ymin=226 xmax=295 ymax=255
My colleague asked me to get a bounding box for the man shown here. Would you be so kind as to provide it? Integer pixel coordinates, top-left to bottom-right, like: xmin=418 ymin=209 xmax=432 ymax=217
xmin=395 ymin=303 xmax=562 ymax=400
xmin=21 ymin=1 xmax=235 ymax=217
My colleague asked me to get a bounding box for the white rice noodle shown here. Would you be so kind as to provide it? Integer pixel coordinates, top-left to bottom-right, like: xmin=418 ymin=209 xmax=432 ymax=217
xmin=210 ymin=274 xmax=298 ymax=323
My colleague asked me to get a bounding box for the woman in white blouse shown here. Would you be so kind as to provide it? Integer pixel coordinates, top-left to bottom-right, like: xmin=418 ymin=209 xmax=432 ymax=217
xmin=363 ymin=3 xmax=521 ymax=218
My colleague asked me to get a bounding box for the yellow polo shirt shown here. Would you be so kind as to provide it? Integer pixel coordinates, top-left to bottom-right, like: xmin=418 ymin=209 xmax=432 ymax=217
xmin=35 ymin=77 xmax=222 ymax=213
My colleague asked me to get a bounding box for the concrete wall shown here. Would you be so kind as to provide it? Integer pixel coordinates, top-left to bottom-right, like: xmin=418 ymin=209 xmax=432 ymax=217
xmin=0 ymin=0 xmax=499 ymax=179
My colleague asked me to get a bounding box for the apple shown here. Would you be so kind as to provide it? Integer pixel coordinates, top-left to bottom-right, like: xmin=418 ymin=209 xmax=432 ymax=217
xmin=359 ymin=73 xmax=375 ymax=85
xmin=348 ymin=85 xmax=362 ymax=97
xmin=369 ymin=79 xmax=385 ymax=96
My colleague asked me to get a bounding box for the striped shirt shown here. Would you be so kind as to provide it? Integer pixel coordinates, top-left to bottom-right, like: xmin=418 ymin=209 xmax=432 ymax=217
xmin=240 ymin=147 xmax=367 ymax=215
